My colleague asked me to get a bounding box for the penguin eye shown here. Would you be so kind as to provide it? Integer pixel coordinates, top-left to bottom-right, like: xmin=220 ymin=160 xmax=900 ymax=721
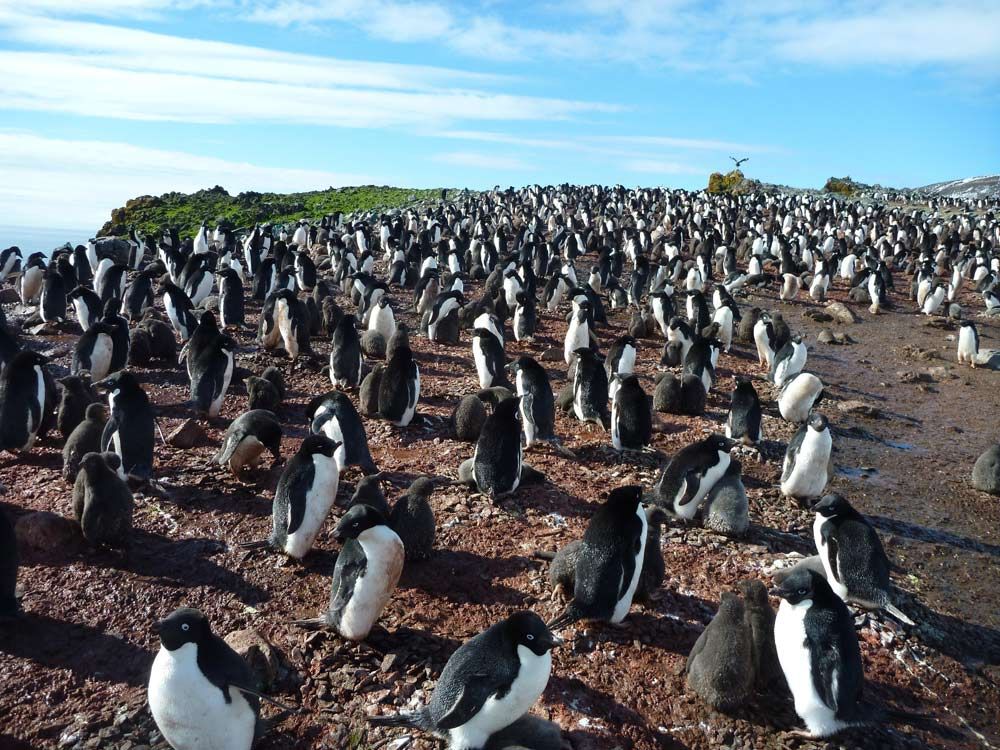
xmin=526 ymin=634 xmax=534 ymax=641
xmin=797 ymin=588 xmax=808 ymax=596
xmin=181 ymin=623 xmax=190 ymax=632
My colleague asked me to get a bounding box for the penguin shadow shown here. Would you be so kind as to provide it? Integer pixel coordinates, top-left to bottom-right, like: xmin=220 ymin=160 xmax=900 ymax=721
xmin=894 ymin=599 xmax=1000 ymax=667
xmin=85 ymin=530 xmax=271 ymax=604
xmin=742 ymin=523 xmax=813 ymax=556
xmin=0 ymin=735 xmax=34 ymax=750
xmin=0 ymin=612 xmax=152 ymax=688
xmin=867 ymin=514 xmax=1000 ymax=558
xmin=366 ymin=623 xmax=463 ymax=661
xmin=397 ymin=549 xmax=535 ymax=607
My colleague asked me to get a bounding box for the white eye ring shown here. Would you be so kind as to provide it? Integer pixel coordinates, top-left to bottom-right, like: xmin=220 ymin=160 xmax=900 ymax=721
xmin=181 ymin=623 xmax=190 ymax=632
xmin=526 ymin=634 xmax=534 ymax=641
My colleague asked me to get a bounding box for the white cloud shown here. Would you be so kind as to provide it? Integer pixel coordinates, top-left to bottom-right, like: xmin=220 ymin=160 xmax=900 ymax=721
xmin=433 ymin=151 xmax=531 ymax=170
xmin=623 ymin=159 xmax=706 ymax=176
xmin=0 ymin=131 xmax=378 ymax=228
xmin=247 ymin=0 xmax=454 ymax=42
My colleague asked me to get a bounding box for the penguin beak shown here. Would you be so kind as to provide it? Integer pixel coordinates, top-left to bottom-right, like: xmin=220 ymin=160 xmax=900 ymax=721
xmin=152 ymin=620 xmax=163 ymax=635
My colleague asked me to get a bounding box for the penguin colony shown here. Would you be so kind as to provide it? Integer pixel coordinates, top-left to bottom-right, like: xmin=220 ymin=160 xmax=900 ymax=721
xmin=0 ymin=186 xmax=998 ymax=750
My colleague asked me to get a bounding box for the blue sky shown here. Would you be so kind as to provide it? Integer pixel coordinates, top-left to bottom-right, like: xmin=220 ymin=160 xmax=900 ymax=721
xmin=0 ymin=0 xmax=998 ymax=231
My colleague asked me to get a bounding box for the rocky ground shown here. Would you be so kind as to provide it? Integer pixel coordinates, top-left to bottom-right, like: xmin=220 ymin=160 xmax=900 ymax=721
xmin=0 ymin=267 xmax=998 ymax=750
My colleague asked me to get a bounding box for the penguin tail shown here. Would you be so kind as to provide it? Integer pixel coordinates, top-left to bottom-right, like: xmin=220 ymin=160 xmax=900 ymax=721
xmin=239 ymin=540 xmax=270 ymax=551
xmin=883 ymin=602 xmax=916 ymax=627
xmin=367 ymin=711 xmax=427 ymax=730
xmin=291 ymin=615 xmax=330 ymax=630
xmin=532 ymin=550 xmax=557 ymax=561
xmin=547 ymin=603 xmax=584 ymax=631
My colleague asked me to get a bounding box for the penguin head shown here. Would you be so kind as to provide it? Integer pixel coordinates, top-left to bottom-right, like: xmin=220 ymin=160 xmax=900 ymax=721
xmin=84 ymin=402 xmax=108 ymax=421
xmin=772 ymin=567 xmax=828 ymax=606
xmin=705 ymin=432 xmax=735 ymax=454
xmin=807 ymin=412 xmax=828 ymax=432
xmin=299 ymin=434 xmax=340 ymax=458
xmin=605 ymin=484 xmax=643 ymax=514
xmin=504 ymin=611 xmax=562 ymax=656
xmin=407 ymin=476 xmax=438 ymax=497
xmin=12 ymin=350 xmax=47 ymax=369
xmin=811 ymin=493 xmax=850 ymax=517
xmin=154 ymin=607 xmax=212 ymax=651
xmin=79 ymin=451 xmax=111 ymax=476
xmin=334 ymin=502 xmax=389 ymax=541
xmin=93 ymin=370 xmax=138 ymax=394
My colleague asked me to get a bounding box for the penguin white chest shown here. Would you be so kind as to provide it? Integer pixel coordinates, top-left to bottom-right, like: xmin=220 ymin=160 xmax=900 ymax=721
xmin=284 ymin=454 xmax=340 ymax=558
xmin=516 ymin=372 xmax=535 ymax=446
xmin=674 ymin=451 xmax=730 ymax=519
xmin=90 ymin=333 xmax=114 ymax=382
xmin=472 ymin=336 xmax=492 ymax=389
xmin=449 ymin=646 xmax=552 ymax=750
xmin=208 ymin=350 xmax=234 ymax=417
xmin=320 ymin=416 xmax=347 ymax=470
xmin=957 ymin=327 xmax=978 ymax=363
xmin=611 ymin=505 xmax=648 ymax=623
xmin=813 ymin=515 xmax=849 ymax=601
xmin=774 ymin=600 xmax=845 ymax=738
xmin=398 ymin=365 xmax=420 ymax=427
xmin=564 ymin=319 xmax=588 ymax=364
xmin=338 ymin=525 xmax=404 ymax=641
xmin=108 ymin=390 xmax=122 ymax=457
xmin=782 ymin=429 xmax=831 ymax=499
xmin=148 ymin=643 xmax=256 ymax=750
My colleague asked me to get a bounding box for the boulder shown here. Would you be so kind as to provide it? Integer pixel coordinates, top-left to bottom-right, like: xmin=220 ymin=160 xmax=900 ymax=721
xmin=971 ymin=444 xmax=1000 ymax=495
xmin=15 ymin=511 xmax=82 ymax=557
xmin=825 ymin=301 xmax=858 ymax=324
xmin=223 ymin=629 xmax=282 ymax=689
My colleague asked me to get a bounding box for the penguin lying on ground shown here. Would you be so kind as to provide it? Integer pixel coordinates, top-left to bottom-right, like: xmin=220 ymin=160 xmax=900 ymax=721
xmin=215 ymin=410 xmax=282 ymax=482
xmin=72 ymin=451 xmax=134 ymax=549
xmin=811 ymin=493 xmax=915 ymax=625
xmin=369 ymin=611 xmax=560 ymax=750
xmin=295 ymin=503 xmax=404 ymax=641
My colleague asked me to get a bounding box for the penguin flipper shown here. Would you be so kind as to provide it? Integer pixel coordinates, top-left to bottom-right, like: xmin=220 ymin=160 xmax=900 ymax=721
xmin=199 ymin=634 xmax=261 ymax=713
xmin=436 ymin=675 xmax=514 ymax=730
xmin=820 ymin=524 xmax=842 ymax=585
xmin=100 ymin=416 xmax=118 ymax=452
xmin=285 ymin=462 xmax=316 ymax=535
xmin=678 ymin=470 xmax=702 ymax=507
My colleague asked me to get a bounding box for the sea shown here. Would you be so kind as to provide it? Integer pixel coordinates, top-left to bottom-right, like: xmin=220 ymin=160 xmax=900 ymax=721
xmin=0 ymin=225 xmax=93 ymax=256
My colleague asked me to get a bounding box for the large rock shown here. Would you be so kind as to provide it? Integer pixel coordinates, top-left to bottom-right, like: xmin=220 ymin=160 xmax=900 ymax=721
xmin=971 ymin=444 xmax=1000 ymax=495
xmin=223 ymin=628 xmax=282 ymax=689
xmin=825 ymin=301 xmax=858 ymax=324
xmin=15 ymin=511 xmax=82 ymax=557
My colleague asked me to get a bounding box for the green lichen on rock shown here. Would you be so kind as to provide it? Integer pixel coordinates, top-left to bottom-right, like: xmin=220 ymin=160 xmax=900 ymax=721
xmin=823 ymin=177 xmax=861 ymax=197
xmin=707 ymin=169 xmax=756 ymax=195
xmin=98 ymin=185 xmax=447 ymax=239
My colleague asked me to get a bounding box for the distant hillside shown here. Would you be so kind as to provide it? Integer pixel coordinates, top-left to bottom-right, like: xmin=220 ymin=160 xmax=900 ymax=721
xmin=98 ymin=185 xmax=448 ymax=239
xmin=912 ymin=175 xmax=1000 ymax=200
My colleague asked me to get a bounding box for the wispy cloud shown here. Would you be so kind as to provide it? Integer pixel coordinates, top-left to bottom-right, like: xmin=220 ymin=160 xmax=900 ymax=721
xmin=433 ymin=151 xmax=531 ymax=170
xmin=0 ymin=131 xmax=378 ymax=227
xmin=623 ymin=159 xmax=707 ymax=176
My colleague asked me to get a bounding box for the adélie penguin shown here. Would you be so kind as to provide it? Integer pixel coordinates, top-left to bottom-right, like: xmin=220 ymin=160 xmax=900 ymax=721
xmin=388 ymin=476 xmax=437 ymax=562
xmin=572 ymin=347 xmax=610 ymax=430
xmin=0 ymin=350 xmax=50 ymax=453
xmin=294 ymin=503 xmax=404 ymax=641
xmin=95 ymin=370 xmax=155 ymax=480
xmin=778 ymin=372 xmax=824 ymax=423
xmin=770 ymin=334 xmax=807 ymax=387
xmin=189 ymin=331 xmax=236 ymax=417
xmin=472 ymin=327 xmax=509 ymax=390
xmin=506 ymin=356 xmax=557 ymax=450
xmin=781 ymin=413 xmax=832 ymax=502
xmin=329 ymin=313 xmax=363 ymax=389
xmin=250 ymin=434 xmax=342 ymax=559
xmin=72 ymin=451 xmax=133 ymax=549
xmin=460 ymin=396 xmax=525 ymax=497
xmin=685 ymin=590 xmax=753 ymax=711
xmin=63 ymin=402 xmax=107 ymax=482
xmin=725 ymin=377 xmax=762 ymax=445
xmin=548 ymin=485 xmax=647 ymax=629
xmin=651 ymin=434 xmax=733 ymax=520
xmin=369 ymin=611 xmax=560 ymax=750
xmin=72 ymin=321 xmax=115 ymax=382
xmin=610 ymin=374 xmax=652 ymax=451
xmin=68 ymin=285 xmax=102 ymax=332
xmin=378 ymin=342 xmax=420 ymax=427
xmin=149 ymin=607 xmax=270 ymax=750
xmin=811 ymin=493 xmax=914 ymax=625
xmin=306 ymin=390 xmax=378 ymax=474
xmin=215 ymin=409 xmax=282 ymax=481
xmin=483 ymin=714 xmax=562 ymax=750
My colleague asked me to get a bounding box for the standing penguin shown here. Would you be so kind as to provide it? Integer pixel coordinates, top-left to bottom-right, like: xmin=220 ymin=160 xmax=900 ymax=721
xmin=160 ymin=280 xmax=198 ymax=341
xmin=257 ymin=434 xmax=341 ymax=559
xmin=189 ymin=333 xmax=236 ymax=417
xmin=330 ymin=313 xmax=363 ymax=389
xmin=563 ymin=301 xmax=592 ymax=364
xmin=62 ymin=403 xmax=107 ymax=482
xmin=307 ymin=390 xmax=378 ymax=474
xmin=701 ymin=459 xmax=749 ymax=536
xmin=378 ymin=343 xmax=420 ymax=427
xmin=68 ymin=285 xmax=102 ymax=332
xmin=572 ymin=348 xmax=610 ymax=430
xmin=369 ymin=611 xmax=559 ymax=750
xmin=781 ymin=413 xmax=832 ymax=502
xmin=0 ymin=507 xmax=17 ymax=617
xmin=73 ymin=322 xmax=115 ymax=382
xmin=94 ymin=370 xmax=155 ymax=480
xmin=778 ymin=372 xmax=824 ymax=424
xmin=368 ymin=296 xmax=397 ymax=342
xmin=72 ymin=451 xmax=134 ymax=548
xmin=771 ymin=335 xmax=807 ymax=387
xmin=652 ymin=434 xmax=733 ymax=520
xmin=811 ymin=493 xmax=914 ymax=625
xmin=512 ymin=290 xmax=537 ymax=341
xmin=148 ymin=608 xmax=260 ymax=750
xmin=506 ymin=356 xmax=555 ymax=449
xmin=605 ymin=335 xmax=637 ymax=385
xmin=0 ymin=350 xmax=49 ymax=453
xmin=737 ymin=579 xmax=783 ymax=691
xmin=685 ymin=590 xmax=754 ymax=711
xmin=389 ymin=476 xmax=437 ymax=562
xmin=56 ymin=374 xmax=97 ymax=438
xmin=462 ymin=396 xmax=524 ymax=497
xmin=610 ymin=374 xmax=652 ymax=451
xmin=472 ymin=327 xmax=509 ymax=389
xmin=215 ymin=409 xmax=283 ymax=481
xmin=548 ymin=485 xmax=647 ymax=629
xmin=217 ymin=267 xmax=245 ymax=330
xmin=40 ymin=267 xmax=67 ymax=323
xmin=725 ymin=378 xmax=763 ymax=445
xmin=957 ymin=320 xmax=980 ymax=366
xmin=772 ymin=568 xmax=864 ymax=738
xmin=295 ymin=503 xmax=404 ymax=641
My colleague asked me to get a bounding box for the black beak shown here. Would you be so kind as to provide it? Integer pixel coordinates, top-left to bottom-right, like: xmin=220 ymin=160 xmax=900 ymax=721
xmin=544 ymin=632 xmax=564 ymax=650
xmin=152 ymin=620 xmax=163 ymax=635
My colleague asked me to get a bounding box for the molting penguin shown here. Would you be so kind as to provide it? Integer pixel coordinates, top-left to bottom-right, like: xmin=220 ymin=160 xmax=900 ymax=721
xmin=725 ymin=378 xmax=762 ymax=445
xmin=62 ymin=402 xmax=107 ymax=482
xmin=261 ymin=434 xmax=341 ymax=559
xmin=295 ymin=503 xmax=403 ymax=641
xmin=378 ymin=342 xmax=420 ymax=427
xmin=369 ymin=611 xmax=559 ymax=750
xmin=548 ymin=485 xmax=647 ymax=629
xmin=811 ymin=493 xmax=914 ymax=625
xmin=148 ymin=607 xmax=260 ymax=750
xmin=572 ymin=348 xmax=610 ymax=430
xmin=307 ymin=390 xmax=378 ymax=474
xmin=506 ymin=356 xmax=555 ymax=449
xmin=781 ymin=413 xmax=832 ymax=503
xmin=772 ymin=568 xmax=865 ymax=738
xmin=245 ymin=376 xmax=281 ymax=413
xmin=389 ymin=476 xmax=437 ymax=562
xmin=685 ymin=590 xmax=753 ymax=711
xmin=737 ymin=579 xmax=783 ymax=691
xmin=611 ymin=374 xmax=652 ymax=451
xmin=0 ymin=350 xmax=49 ymax=453
xmin=345 ymin=473 xmax=389 ymax=515
xmin=330 ymin=313 xmax=363 ymax=388
xmin=651 ymin=433 xmax=733 ymax=520
xmin=778 ymin=372 xmax=824 ymax=423
xmin=215 ymin=409 xmax=282 ymax=481
xmin=72 ymin=451 xmax=134 ymax=548
xmin=701 ymin=459 xmax=749 ymax=536
xmin=94 ymin=370 xmax=155 ymax=480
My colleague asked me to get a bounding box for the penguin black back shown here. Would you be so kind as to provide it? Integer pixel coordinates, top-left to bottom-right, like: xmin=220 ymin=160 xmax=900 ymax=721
xmin=473 ymin=396 xmax=523 ymax=496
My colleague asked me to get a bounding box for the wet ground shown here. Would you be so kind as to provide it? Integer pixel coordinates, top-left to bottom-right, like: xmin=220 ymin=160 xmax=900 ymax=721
xmin=0 ymin=267 xmax=998 ymax=750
